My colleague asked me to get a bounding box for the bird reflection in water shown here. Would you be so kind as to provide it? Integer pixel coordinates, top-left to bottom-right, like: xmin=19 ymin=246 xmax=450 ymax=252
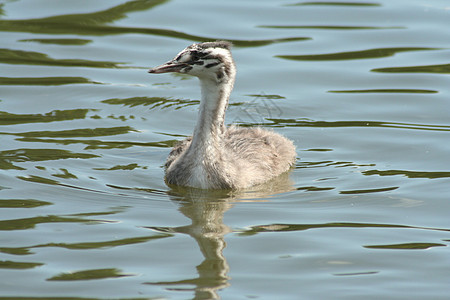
xmin=145 ymin=173 xmax=294 ymax=299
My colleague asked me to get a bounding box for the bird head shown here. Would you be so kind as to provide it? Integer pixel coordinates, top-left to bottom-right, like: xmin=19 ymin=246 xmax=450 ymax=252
xmin=148 ymin=41 xmax=235 ymax=83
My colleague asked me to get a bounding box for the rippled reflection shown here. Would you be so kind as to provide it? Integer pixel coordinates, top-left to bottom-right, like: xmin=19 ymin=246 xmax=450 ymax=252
xmin=0 ymin=149 xmax=98 ymax=170
xmin=259 ymin=25 xmax=404 ymax=30
xmin=363 ymin=169 xmax=450 ymax=179
xmin=0 ymin=0 xmax=308 ymax=47
xmin=243 ymin=222 xmax=450 ymax=234
xmin=277 ymin=47 xmax=440 ymax=61
xmin=146 ymin=193 xmax=232 ymax=299
xmin=0 ymin=260 xmax=43 ymax=270
xmin=102 ymin=96 xmax=200 ymax=110
xmin=0 ymin=213 xmax=107 ymax=231
xmin=263 ymin=118 xmax=450 ymax=132
xmin=328 ymin=89 xmax=438 ymax=94
xmin=0 ymin=109 xmax=90 ymax=125
xmin=287 ymin=2 xmax=381 ymax=7
xmin=0 ymin=76 xmax=98 ymax=86
xmin=47 ymin=268 xmax=132 ymax=281
xmin=0 ymin=231 xmax=169 ymax=254
xmin=19 ymin=38 xmax=92 ymax=45
xmin=373 ymin=63 xmax=450 ymax=74
xmin=0 ymin=48 xmax=126 ymax=68
xmin=0 ymin=199 xmax=51 ymax=208
xmin=364 ymin=242 xmax=446 ymax=250
xmin=144 ymin=179 xmax=295 ymax=299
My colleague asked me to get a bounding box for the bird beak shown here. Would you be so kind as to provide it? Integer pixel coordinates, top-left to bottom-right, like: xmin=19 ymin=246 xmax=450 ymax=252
xmin=148 ymin=60 xmax=186 ymax=74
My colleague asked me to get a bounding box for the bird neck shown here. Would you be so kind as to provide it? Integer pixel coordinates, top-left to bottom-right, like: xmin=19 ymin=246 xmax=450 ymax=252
xmin=191 ymin=76 xmax=234 ymax=149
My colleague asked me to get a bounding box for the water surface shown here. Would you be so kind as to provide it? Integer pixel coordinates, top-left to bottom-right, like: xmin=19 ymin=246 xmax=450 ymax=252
xmin=1 ymin=0 xmax=450 ymax=299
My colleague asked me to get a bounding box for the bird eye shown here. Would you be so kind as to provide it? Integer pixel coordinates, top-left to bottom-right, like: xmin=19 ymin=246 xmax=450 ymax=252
xmin=190 ymin=51 xmax=200 ymax=60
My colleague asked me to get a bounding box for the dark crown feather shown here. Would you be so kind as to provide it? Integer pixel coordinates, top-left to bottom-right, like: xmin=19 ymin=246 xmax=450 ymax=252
xmin=194 ymin=41 xmax=233 ymax=51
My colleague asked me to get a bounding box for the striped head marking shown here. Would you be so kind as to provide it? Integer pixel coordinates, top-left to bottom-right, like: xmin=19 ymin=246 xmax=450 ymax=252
xmin=149 ymin=41 xmax=235 ymax=82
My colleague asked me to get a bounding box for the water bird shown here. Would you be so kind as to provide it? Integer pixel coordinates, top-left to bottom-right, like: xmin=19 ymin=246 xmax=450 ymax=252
xmin=148 ymin=41 xmax=296 ymax=189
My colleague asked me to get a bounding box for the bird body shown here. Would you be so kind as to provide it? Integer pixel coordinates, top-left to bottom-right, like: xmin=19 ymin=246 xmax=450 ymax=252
xmin=149 ymin=41 xmax=296 ymax=189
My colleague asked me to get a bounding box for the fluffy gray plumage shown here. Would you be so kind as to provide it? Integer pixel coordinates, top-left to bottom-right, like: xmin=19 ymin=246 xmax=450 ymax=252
xmin=148 ymin=41 xmax=296 ymax=189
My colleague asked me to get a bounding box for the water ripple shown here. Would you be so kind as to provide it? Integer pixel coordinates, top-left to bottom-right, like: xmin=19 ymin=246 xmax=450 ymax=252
xmin=328 ymin=89 xmax=438 ymax=94
xmin=0 ymin=76 xmax=99 ymax=86
xmin=0 ymin=234 xmax=170 ymax=255
xmin=0 ymin=109 xmax=91 ymax=125
xmin=364 ymin=242 xmax=446 ymax=250
xmin=0 ymin=199 xmax=52 ymax=208
xmin=19 ymin=38 xmax=92 ymax=45
xmin=14 ymin=137 xmax=173 ymax=150
xmin=276 ymin=47 xmax=441 ymax=61
xmin=0 ymin=48 xmax=126 ymax=68
xmin=47 ymin=268 xmax=133 ymax=281
xmin=0 ymin=149 xmax=98 ymax=170
xmin=0 ymin=214 xmax=113 ymax=231
xmin=259 ymin=25 xmax=404 ymax=30
xmin=0 ymin=0 xmax=309 ymax=47
xmin=242 ymin=222 xmax=450 ymax=234
xmin=287 ymin=2 xmax=381 ymax=7
xmin=0 ymin=260 xmax=43 ymax=270
xmin=363 ymin=169 xmax=450 ymax=179
xmin=265 ymin=119 xmax=450 ymax=132
xmin=102 ymin=96 xmax=200 ymax=110
xmin=373 ymin=63 xmax=450 ymax=74
xmin=339 ymin=186 xmax=399 ymax=194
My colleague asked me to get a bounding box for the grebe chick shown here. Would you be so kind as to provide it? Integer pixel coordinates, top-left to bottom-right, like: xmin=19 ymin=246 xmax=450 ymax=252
xmin=148 ymin=41 xmax=296 ymax=189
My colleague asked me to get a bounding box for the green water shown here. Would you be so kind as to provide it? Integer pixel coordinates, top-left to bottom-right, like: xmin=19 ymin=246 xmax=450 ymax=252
xmin=1 ymin=0 xmax=450 ymax=299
